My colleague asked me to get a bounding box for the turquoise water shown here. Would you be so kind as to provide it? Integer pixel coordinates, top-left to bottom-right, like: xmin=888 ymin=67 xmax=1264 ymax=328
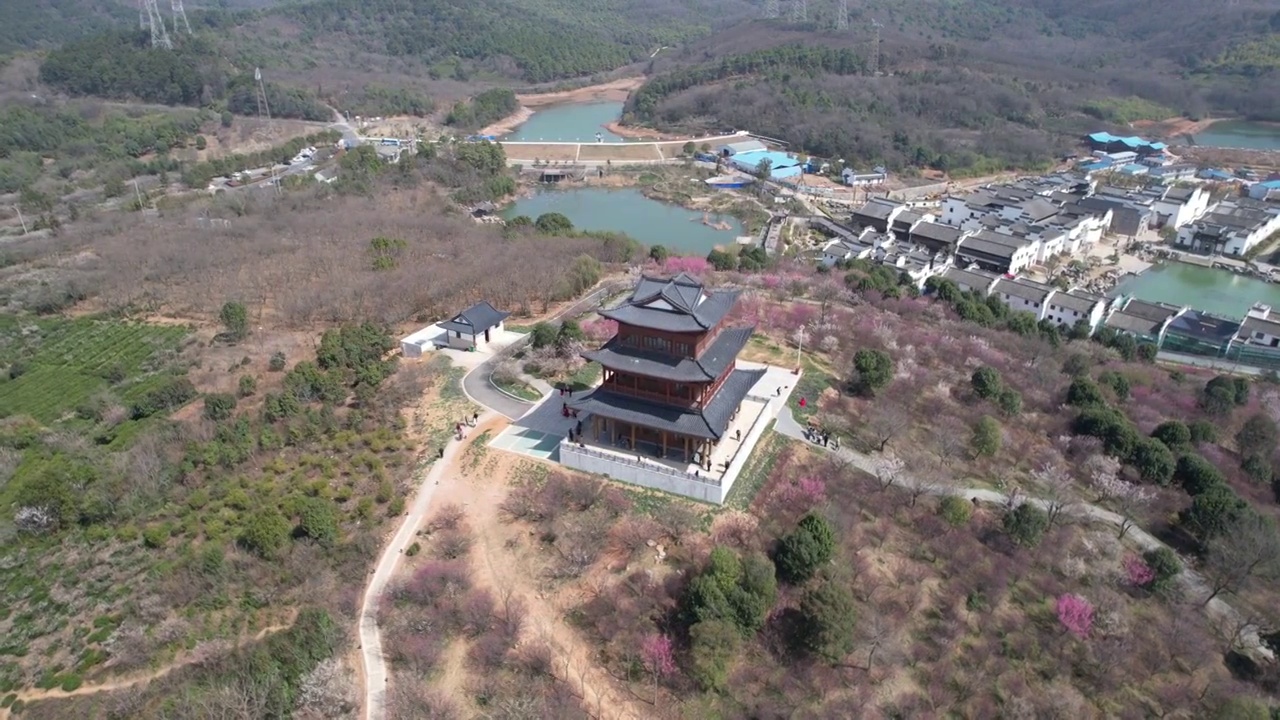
xmin=1113 ymin=262 xmax=1280 ymax=319
xmin=503 ymin=102 xmax=624 ymax=142
xmin=501 ymin=187 xmax=746 ymax=254
xmin=1192 ymin=121 xmax=1280 ymax=151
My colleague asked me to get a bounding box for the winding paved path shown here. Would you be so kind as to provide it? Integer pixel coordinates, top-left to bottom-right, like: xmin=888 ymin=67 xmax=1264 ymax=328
xmin=775 ymin=408 xmax=1272 ymax=659
xmin=357 ymin=423 xmax=487 ymax=720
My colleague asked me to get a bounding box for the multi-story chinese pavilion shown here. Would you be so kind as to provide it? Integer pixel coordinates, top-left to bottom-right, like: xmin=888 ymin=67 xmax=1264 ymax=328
xmin=568 ymin=273 xmax=764 ymax=470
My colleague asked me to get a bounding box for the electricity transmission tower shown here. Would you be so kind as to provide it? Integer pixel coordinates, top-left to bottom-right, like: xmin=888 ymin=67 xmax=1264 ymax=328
xmin=869 ymin=19 xmax=883 ymax=74
xmin=835 ymin=0 xmax=848 ymax=30
xmin=171 ymin=0 xmax=192 ymax=36
xmin=789 ymin=0 xmax=806 ymax=23
xmin=139 ymin=0 xmax=172 ymax=49
xmin=255 ymin=68 xmax=282 ymax=194
xmin=763 ymin=0 xmax=780 ymax=19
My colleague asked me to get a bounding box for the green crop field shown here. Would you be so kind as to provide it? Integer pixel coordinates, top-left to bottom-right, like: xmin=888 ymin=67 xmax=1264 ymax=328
xmin=0 ymin=316 xmax=191 ymax=425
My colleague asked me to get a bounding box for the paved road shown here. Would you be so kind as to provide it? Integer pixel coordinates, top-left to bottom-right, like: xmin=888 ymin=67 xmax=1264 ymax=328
xmin=462 ymin=354 xmax=532 ymax=420
xmin=460 ymin=285 xmax=615 ymax=420
xmin=776 ymin=408 xmax=1272 ymax=659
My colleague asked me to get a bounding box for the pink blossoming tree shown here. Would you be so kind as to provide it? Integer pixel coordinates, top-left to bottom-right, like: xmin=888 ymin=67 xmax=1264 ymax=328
xmin=1123 ymin=555 xmax=1155 ymax=588
xmin=1056 ymin=593 xmax=1094 ymax=639
xmin=640 ymin=632 xmax=676 ymax=703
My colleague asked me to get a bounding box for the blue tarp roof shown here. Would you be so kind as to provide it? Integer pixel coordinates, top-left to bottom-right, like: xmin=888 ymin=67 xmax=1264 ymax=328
xmin=1121 ymin=163 xmax=1149 ymax=174
xmin=1079 ymin=160 xmax=1112 ymax=171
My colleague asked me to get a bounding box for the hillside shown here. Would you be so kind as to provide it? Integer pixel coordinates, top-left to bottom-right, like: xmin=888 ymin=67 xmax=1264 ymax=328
xmin=622 ymin=0 xmax=1278 ymax=174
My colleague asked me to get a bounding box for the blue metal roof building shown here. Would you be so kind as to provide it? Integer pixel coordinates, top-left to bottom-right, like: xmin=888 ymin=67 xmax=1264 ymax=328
xmin=728 ymin=150 xmax=804 ymax=179
xmin=1086 ymin=131 xmax=1166 ymax=155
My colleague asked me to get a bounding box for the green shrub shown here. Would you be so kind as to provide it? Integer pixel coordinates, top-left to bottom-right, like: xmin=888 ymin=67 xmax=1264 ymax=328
xmin=1188 ymin=420 xmax=1218 ymax=444
xmin=1003 ymin=503 xmax=1048 ymax=548
xmin=797 ymin=577 xmax=857 ymax=663
xmin=970 ymin=366 xmax=1002 ymax=399
xmin=776 ymin=514 xmax=835 ymax=584
xmin=1151 ymin=420 xmax=1191 ymax=449
xmin=269 ymin=351 xmax=287 ymax=372
xmin=939 ymin=496 xmax=973 ymax=527
xmin=849 ymin=349 xmax=894 ymax=397
xmin=970 ymin=416 xmax=1001 ymax=457
xmin=1143 ymin=546 xmax=1181 ymax=593
xmin=387 ymin=496 xmax=406 ymax=516
xmin=142 ymin=525 xmax=168 ymax=549
xmin=406 ymin=542 xmax=421 ymax=556
xmin=59 ymin=674 xmax=82 ymax=692
xmin=689 ymin=619 xmax=739 ymax=692
xmin=240 ymin=508 xmax=290 ymax=558
xmin=203 ymin=393 xmax=238 ymax=422
xmin=996 ymin=388 xmax=1022 ymax=416
xmin=238 ymin=374 xmax=257 ymax=397
xmin=296 ymin=498 xmax=338 ymax=546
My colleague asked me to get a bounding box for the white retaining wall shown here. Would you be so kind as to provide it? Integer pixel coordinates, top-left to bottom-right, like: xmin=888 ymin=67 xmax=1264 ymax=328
xmin=560 ymin=442 xmax=728 ymax=504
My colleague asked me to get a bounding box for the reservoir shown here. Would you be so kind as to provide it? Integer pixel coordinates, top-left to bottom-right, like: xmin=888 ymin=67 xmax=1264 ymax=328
xmin=1191 ymin=121 xmax=1280 ymax=151
xmin=503 ymin=102 xmax=625 ymax=142
xmin=502 ymin=187 xmax=746 ymax=254
xmin=1113 ymin=262 xmax=1280 ymax=319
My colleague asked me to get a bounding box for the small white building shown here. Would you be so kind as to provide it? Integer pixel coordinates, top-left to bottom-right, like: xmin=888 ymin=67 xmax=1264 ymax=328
xmin=1045 ymin=290 xmax=1107 ymax=333
xmin=842 ymin=166 xmax=888 ymax=187
xmin=439 ymin=301 xmax=511 ymax=351
xmin=1237 ymin=304 xmax=1280 ymax=348
xmin=1151 ymin=186 xmax=1210 ymax=229
xmin=991 ymin=277 xmax=1055 ymax=320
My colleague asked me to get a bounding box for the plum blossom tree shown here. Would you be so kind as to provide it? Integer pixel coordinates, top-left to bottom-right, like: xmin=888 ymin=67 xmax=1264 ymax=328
xmin=1123 ymin=555 xmax=1156 ymax=588
xmin=1091 ymin=462 xmax=1154 ymax=539
xmin=640 ymin=632 xmax=676 ymax=702
xmin=1056 ymin=593 xmax=1095 ymax=638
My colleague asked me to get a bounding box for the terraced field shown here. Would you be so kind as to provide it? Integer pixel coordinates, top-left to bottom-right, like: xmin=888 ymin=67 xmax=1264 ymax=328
xmin=0 ymin=317 xmax=191 ymax=425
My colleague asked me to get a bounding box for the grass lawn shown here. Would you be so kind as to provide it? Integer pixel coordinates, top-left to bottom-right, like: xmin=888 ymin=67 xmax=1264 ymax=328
xmin=492 ymin=375 xmax=542 ymax=402
xmin=565 ymin=362 xmax=601 ymax=392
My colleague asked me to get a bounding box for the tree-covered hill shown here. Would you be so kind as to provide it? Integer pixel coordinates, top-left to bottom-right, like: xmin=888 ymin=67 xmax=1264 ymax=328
xmin=37 ymin=29 xmax=329 ymax=120
xmin=270 ymin=0 xmax=759 ymax=83
xmin=0 ymin=0 xmax=134 ymax=55
xmin=625 ymin=0 xmax=1278 ymax=175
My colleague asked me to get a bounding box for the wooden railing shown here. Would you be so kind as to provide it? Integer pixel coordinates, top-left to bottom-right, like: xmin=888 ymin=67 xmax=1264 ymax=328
xmin=601 ymin=381 xmax=698 ymax=408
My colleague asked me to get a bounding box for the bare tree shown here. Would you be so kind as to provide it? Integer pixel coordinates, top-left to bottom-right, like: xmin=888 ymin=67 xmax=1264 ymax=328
xmin=1031 ymin=461 xmax=1075 ymax=528
xmin=873 ymin=455 xmax=905 ymax=491
xmin=811 ymin=281 xmax=844 ymax=326
xmin=1200 ymin=512 xmax=1280 ymax=606
xmin=866 ymin=402 xmax=910 ymax=453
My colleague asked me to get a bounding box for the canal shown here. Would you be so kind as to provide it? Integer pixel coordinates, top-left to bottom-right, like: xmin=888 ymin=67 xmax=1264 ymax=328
xmin=502 ymin=187 xmax=746 ymax=255
xmin=503 ymin=102 xmax=625 ymax=142
xmin=1113 ymin=262 xmax=1280 ymax=319
xmin=1191 ymin=121 xmax=1280 ymax=151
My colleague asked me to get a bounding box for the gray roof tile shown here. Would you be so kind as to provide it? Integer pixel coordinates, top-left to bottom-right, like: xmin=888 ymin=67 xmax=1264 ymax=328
xmin=568 ymin=368 xmax=765 ymax=440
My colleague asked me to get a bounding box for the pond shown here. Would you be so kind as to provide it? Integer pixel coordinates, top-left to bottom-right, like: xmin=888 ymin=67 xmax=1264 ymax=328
xmin=1190 ymin=121 xmax=1280 ymax=151
xmin=501 ymin=187 xmax=747 ymax=254
xmin=1112 ymin=262 xmax=1280 ymax=319
xmin=502 ymin=102 xmax=625 ymax=142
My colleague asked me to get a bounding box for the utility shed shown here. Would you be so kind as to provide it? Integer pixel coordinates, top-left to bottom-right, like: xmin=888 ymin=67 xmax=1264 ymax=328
xmin=439 ymin=301 xmax=511 ymax=351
